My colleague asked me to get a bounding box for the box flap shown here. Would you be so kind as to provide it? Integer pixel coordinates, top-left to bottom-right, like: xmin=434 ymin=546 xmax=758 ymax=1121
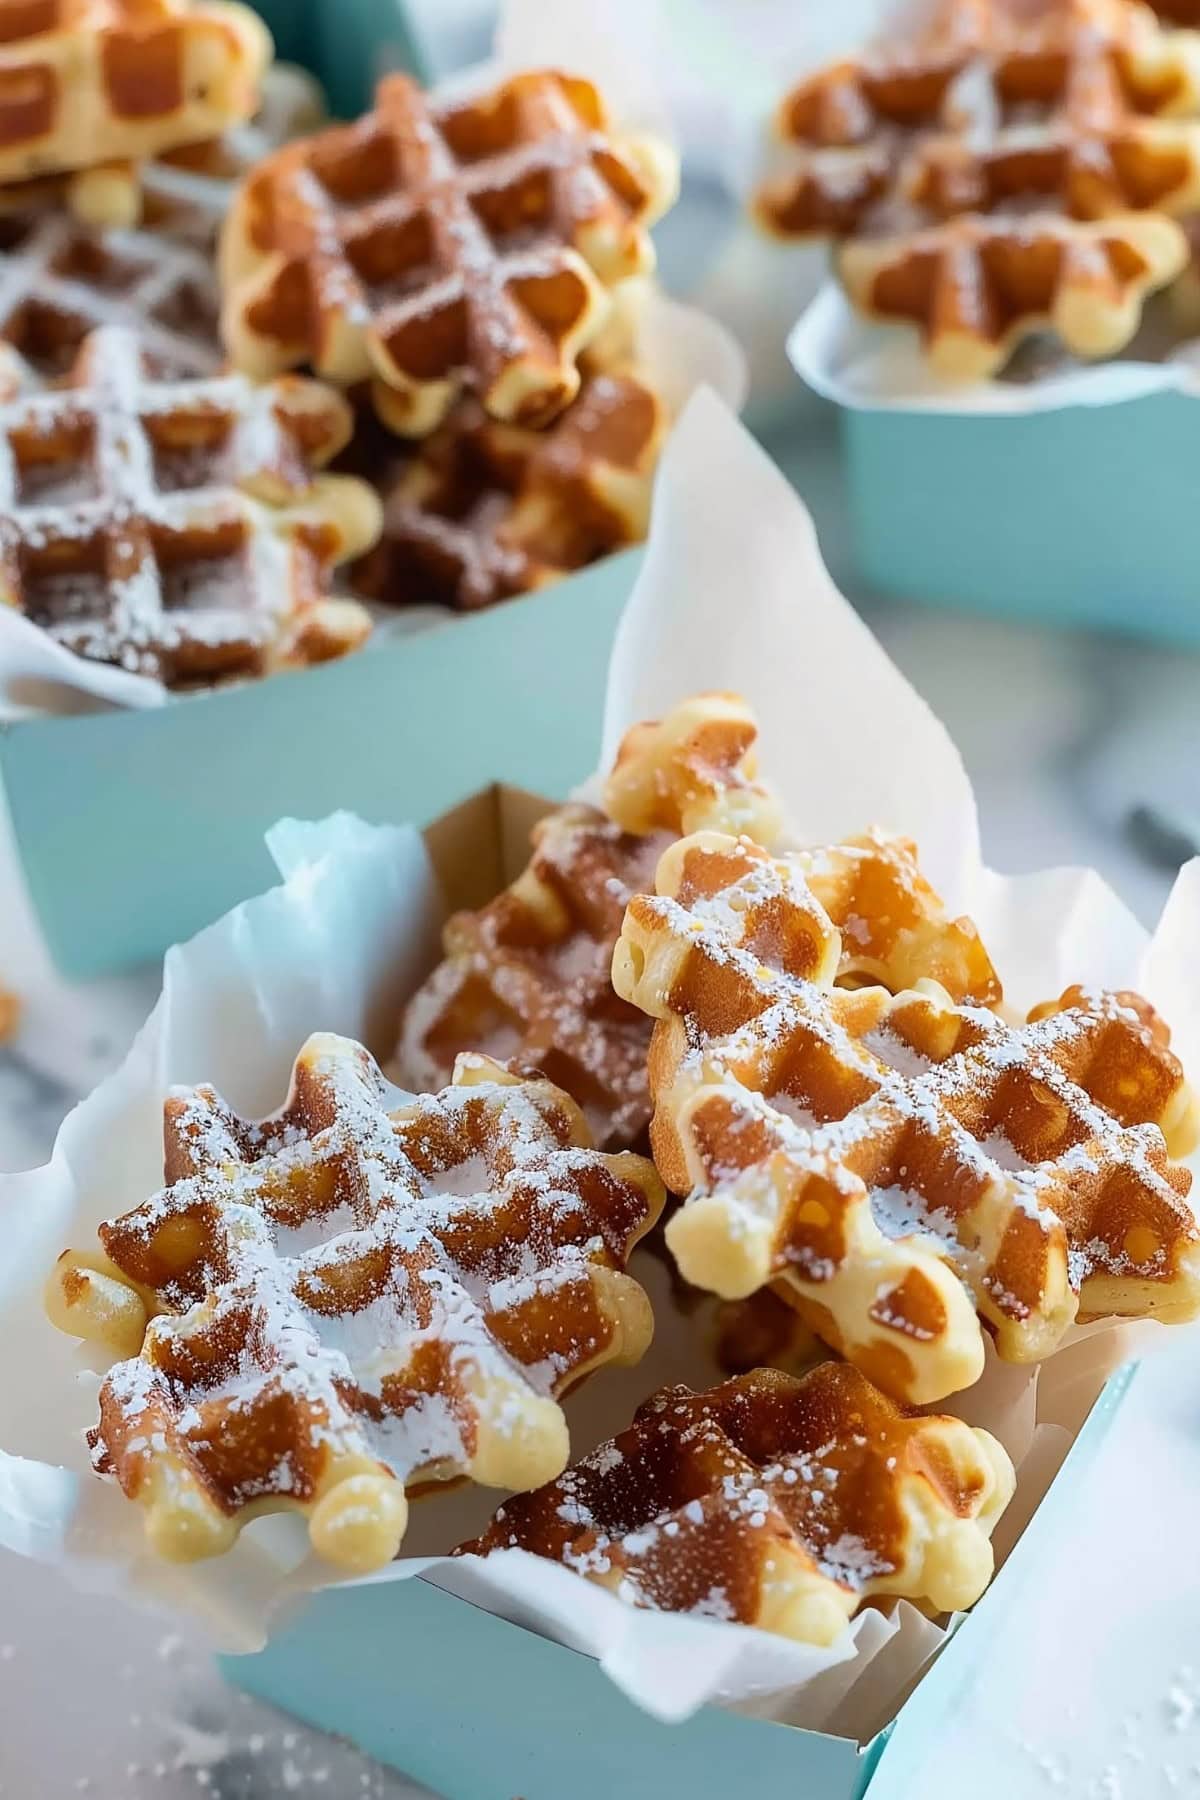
xmin=497 ymin=785 xmax=558 ymax=883
xmin=419 ymin=784 xmax=558 ymax=915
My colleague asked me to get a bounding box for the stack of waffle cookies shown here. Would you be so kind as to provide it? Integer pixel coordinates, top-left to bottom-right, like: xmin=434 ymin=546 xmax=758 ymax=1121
xmin=45 ymin=692 xmax=1200 ymax=1649
xmin=754 ymin=0 xmax=1200 ymax=376
xmin=0 ymin=6 xmax=680 ymax=684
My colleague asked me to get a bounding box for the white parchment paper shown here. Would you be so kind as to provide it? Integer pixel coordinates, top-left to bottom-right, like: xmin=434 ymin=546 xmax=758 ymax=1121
xmin=1 ymin=395 xmax=1197 ymax=1736
xmin=790 ymin=282 xmax=1200 ymax=415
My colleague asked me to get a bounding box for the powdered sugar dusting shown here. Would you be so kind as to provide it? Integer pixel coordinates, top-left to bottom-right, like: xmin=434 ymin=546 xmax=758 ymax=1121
xmin=91 ymin=1035 xmax=658 ymax=1520
xmin=630 ymin=837 xmax=1197 ymax=1348
xmin=0 ymin=325 xmax=350 ymax=681
xmin=464 ymin=1365 xmax=1000 ymax=1632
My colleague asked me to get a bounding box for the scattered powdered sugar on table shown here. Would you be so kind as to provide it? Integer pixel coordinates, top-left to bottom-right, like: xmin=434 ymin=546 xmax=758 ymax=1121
xmin=1167 ymin=1669 xmax=1198 ymax=1734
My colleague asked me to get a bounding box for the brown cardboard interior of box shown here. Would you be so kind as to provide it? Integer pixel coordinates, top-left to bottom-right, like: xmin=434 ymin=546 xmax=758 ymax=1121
xmin=420 ymin=783 xmax=557 ymax=917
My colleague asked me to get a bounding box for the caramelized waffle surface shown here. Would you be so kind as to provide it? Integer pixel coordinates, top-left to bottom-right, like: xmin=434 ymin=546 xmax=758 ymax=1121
xmin=44 ymin=1037 xmax=665 ymax=1571
xmin=757 ymin=0 xmax=1200 ymax=242
xmin=398 ymin=806 xmax=670 ymax=1148
xmin=0 ymin=324 xmax=381 ymax=684
xmin=220 ymin=70 xmax=677 ymax=432
xmin=459 ymin=1363 xmax=1015 ymax=1644
xmin=837 ymin=209 xmax=1187 ymax=377
xmin=0 ymin=205 xmax=224 ymax=379
xmin=603 ymin=690 xmax=784 ymax=844
xmin=795 ymin=830 xmax=1001 ymax=1006
xmin=346 ymin=365 xmax=666 ymax=612
xmin=755 ymin=0 xmax=1200 ymax=370
xmin=0 ymin=0 xmax=270 ymax=186
xmin=395 ymin=695 xmax=778 ymax=1148
xmin=614 ymin=831 xmax=1200 ymax=1402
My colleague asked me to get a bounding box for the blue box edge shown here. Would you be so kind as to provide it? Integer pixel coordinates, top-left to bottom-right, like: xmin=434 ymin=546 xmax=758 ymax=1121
xmin=217 ymin=1364 xmax=1136 ymax=1799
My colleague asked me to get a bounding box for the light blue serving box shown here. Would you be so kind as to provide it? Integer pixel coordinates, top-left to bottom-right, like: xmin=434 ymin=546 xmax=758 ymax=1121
xmin=251 ymin=0 xmax=428 ymax=110
xmin=839 ymin=392 xmax=1200 ymax=646
xmin=221 ymin=1366 xmax=1136 ymax=1799
xmin=0 ymin=0 xmax=680 ymax=981
xmin=1 ymin=553 xmax=639 ymax=978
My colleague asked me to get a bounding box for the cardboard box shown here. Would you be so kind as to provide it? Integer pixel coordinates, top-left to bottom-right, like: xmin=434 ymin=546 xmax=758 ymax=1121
xmin=1 ymin=541 xmax=642 ymax=980
xmin=215 ymin=782 xmax=1138 ymax=1800
xmin=839 ymin=394 xmax=1200 ymax=647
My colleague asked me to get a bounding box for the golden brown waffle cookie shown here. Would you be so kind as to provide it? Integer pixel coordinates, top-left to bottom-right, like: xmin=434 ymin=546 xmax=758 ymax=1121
xmin=756 ymin=0 xmax=1200 ymax=370
xmin=220 ymin=70 xmax=677 ymax=430
xmin=0 ymin=324 xmax=381 ymax=685
xmin=756 ymin=0 xmax=1200 ymax=243
xmin=45 ymin=1036 xmax=665 ymax=1571
xmin=603 ymin=691 xmax=784 ymax=844
xmin=615 ymin=831 xmax=1200 ymax=1401
xmin=347 ymin=366 xmax=666 ymax=611
xmin=398 ymin=697 xmax=1004 ymax=1156
xmin=0 ymin=207 xmax=224 ymax=379
xmin=838 ymin=211 xmax=1187 ymax=378
xmin=795 ymin=830 xmax=1001 ymax=1006
xmin=398 ymin=805 xmax=672 ymax=1148
xmin=459 ymin=1364 xmax=1015 ymax=1644
xmin=0 ymin=0 xmax=270 ymax=188
xmin=396 ymin=695 xmax=777 ymax=1148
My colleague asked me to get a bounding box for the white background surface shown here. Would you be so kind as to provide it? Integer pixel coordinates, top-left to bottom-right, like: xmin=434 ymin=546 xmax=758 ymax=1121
xmin=2 ymin=416 xmax=1200 ymax=1798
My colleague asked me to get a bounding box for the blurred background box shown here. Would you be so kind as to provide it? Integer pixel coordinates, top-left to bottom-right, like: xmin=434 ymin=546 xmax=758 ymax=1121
xmin=838 ymin=394 xmax=1200 ymax=648
xmin=251 ymin=0 xmax=424 ymax=109
xmin=1 ymin=555 xmax=639 ymax=980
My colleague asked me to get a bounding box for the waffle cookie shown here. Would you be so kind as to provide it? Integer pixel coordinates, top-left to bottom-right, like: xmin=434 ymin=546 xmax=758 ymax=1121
xmin=398 ymin=805 xmax=671 ymax=1149
xmin=0 ymin=324 xmax=380 ymax=684
xmin=755 ymin=0 xmax=1200 ymax=371
xmin=838 ymin=211 xmax=1187 ymax=379
xmin=348 ymin=366 xmax=666 ymax=612
xmin=614 ymin=831 xmax=1200 ymax=1402
xmin=397 ymin=696 xmax=1003 ymax=1153
xmin=0 ymin=206 xmax=224 ymax=380
xmin=395 ymin=695 xmax=778 ymax=1147
xmin=45 ymin=1037 xmax=665 ymax=1571
xmin=603 ymin=690 xmax=784 ymax=845
xmin=0 ymin=0 xmax=271 ymax=188
xmin=757 ymin=0 xmax=1200 ymax=243
xmin=459 ymin=1364 xmax=1015 ymax=1645
xmin=220 ymin=70 xmax=677 ymax=431
xmin=795 ymin=830 xmax=1001 ymax=1006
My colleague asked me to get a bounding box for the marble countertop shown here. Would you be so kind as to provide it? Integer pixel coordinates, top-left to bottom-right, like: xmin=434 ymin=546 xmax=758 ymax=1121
xmin=2 ymin=414 xmax=1199 ymax=1800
